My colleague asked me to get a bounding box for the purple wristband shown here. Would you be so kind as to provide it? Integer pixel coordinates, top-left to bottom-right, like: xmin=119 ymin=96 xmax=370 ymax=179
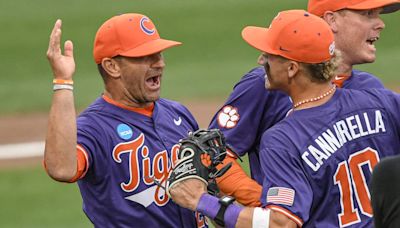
xmin=196 ymin=193 xmax=221 ymax=219
xmin=224 ymin=204 xmax=243 ymax=228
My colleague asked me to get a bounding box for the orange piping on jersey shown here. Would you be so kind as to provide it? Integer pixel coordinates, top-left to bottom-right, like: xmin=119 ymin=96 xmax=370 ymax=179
xmin=68 ymin=145 xmax=90 ymax=183
xmin=267 ymin=205 xmax=304 ymax=227
xmin=216 ymin=155 xmax=262 ymax=207
xmin=43 ymin=145 xmax=89 ymax=183
xmin=102 ymin=94 xmax=154 ymax=117
xmin=332 ymin=74 xmax=351 ymax=88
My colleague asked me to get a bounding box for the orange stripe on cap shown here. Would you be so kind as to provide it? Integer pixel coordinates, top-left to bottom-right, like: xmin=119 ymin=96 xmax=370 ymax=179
xmin=102 ymin=94 xmax=154 ymax=117
xmin=267 ymin=205 xmax=304 ymax=227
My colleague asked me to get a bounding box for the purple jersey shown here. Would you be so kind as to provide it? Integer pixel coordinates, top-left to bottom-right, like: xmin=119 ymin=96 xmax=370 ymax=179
xmin=209 ymin=67 xmax=292 ymax=184
xmin=340 ymin=69 xmax=384 ymax=89
xmin=259 ymin=88 xmax=400 ymax=227
xmin=209 ymin=67 xmax=384 ymax=185
xmin=76 ymin=96 xmax=207 ymax=228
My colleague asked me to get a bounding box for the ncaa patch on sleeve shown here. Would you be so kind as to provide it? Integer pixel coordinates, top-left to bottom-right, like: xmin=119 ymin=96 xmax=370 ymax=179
xmin=266 ymin=187 xmax=295 ymax=206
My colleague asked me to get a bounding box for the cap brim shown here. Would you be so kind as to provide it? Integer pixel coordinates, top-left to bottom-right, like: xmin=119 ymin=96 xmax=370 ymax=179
xmin=382 ymin=3 xmax=400 ymax=13
xmin=348 ymin=0 xmax=400 ymax=13
xmin=241 ymin=26 xmax=276 ymax=55
xmin=119 ymin=38 xmax=182 ymax=58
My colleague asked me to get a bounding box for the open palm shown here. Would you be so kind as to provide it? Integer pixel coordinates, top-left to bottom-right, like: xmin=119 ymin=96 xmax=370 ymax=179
xmin=47 ymin=19 xmax=75 ymax=80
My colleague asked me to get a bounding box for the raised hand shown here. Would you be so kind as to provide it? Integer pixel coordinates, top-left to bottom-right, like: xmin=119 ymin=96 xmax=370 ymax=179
xmin=46 ymin=19 xmax=75 ymax=80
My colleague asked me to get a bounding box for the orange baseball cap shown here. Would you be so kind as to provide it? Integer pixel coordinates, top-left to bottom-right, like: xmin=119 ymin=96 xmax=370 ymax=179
xmin=93 ymin=13 xmax=181 ymax=64
xmin=308 ymin=0 xmax=400 ymax=16
xmin=242 ymin=10 xmax=335 ymax=64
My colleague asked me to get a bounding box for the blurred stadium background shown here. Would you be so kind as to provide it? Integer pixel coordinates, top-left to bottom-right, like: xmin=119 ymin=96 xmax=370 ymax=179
xmin=0 ymin=0 xmax=398 ymax=227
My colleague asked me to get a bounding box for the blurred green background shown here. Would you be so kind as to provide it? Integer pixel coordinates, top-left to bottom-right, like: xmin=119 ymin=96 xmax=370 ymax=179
xmin=0 ymin=0 xmax=398 ymax=227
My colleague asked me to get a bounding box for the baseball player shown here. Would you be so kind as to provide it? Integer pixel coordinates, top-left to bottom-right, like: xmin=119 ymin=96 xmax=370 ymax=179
xmin=370 ymin=155 xmax=400 ymax=227
xmin=168 ymin=9 xmax=400 ymax=227
xmin=44 ymin=14 xmax=207 ymax=227
xmin=211 ymin=0 xmax=400 ymax=206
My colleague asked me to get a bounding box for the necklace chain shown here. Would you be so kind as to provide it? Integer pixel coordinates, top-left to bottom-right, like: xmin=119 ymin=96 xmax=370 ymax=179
xmin=293 ymin=85 xmax=336 ymax=109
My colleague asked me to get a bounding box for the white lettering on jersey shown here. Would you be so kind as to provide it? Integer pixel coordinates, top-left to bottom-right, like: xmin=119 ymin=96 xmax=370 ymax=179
xmin=302 ymin=110 xmax=386 ymax=172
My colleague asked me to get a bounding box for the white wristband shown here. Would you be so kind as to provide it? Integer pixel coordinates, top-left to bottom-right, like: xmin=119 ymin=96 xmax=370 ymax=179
xmin=53 ymin=84 xmax=73 ymax=91
xmin=252 ymin=207 xmax=270 ymax=228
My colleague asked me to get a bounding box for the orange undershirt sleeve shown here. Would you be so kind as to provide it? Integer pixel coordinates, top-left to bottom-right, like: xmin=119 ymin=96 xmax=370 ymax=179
xmin=216 ymin=156 xmax=262 ymax=207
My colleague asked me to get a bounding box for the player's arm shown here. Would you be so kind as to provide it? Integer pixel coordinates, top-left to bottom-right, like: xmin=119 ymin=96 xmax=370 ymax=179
xmin=44 ymin=19 xmax=79 ymax=182
xmin=209 ymin=69 xmax=269 ymax=205
xmin=169 ymin=179 xmax=297 ymax=228
xmin=216 ymin=155 xmax=262 ymax=207
xmin=236 ymin=207 xmax=297 ymax=228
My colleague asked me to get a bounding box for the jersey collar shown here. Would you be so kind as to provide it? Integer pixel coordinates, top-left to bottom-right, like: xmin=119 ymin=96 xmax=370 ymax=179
xmin=102 ymin=94 xmax=154 ymax=117
xmin=332 ymin=74 xmax=351 ymax=88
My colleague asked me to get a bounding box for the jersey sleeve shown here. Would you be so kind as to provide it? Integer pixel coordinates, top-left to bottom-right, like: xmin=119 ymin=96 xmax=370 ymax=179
xmin=76 ymin=115 xmax=108 ymax=180
xmin=259 ymin=144 xmax=313 ymax=226
xmin=208 ymin=67 xmax=291 ymax=156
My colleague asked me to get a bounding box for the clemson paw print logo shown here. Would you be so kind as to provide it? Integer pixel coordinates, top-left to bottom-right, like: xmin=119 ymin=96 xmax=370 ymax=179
xmin=201 ymin=153 xmax=212 ymax=168
xmin=217 ymin=105 xmax=240 ymax=129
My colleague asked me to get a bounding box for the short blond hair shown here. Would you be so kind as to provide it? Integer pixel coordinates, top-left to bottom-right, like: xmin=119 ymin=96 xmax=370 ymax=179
xmin=300 ymin=50 xmax=341 ymax=82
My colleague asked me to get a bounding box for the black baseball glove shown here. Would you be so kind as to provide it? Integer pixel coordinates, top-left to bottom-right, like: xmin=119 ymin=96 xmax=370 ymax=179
xmin=166 ymin=129 xmax=234 ymax=197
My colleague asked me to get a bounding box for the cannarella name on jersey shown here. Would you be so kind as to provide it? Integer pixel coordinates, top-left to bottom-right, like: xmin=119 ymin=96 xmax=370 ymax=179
xmin=302 ymin=109 xmax=386 ymax=172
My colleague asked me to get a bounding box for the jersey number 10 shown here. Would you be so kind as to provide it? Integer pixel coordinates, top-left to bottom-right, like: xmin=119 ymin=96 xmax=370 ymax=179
xmin=333 ymin=147 xmax=379 ymax=227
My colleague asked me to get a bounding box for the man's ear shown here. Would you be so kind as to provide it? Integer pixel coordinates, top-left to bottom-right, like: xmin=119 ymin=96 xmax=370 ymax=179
xmin=101 ymin=58 xmax=121 ymax=78
xmin=287 ymin=61 xmax=299 ymax=79
xmin=322 ymin=11 xmax=338 ymax=33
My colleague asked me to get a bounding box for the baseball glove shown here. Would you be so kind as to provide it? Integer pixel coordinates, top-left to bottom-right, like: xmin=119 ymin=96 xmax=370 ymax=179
xmin=166 ymin=129 xmax=234 ymax=197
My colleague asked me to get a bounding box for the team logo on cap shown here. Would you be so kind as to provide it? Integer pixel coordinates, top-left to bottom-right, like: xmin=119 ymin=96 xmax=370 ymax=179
xmin=329 ymin=41 xmax=335 ymax=56
xmin=140 ymin=17 xmax=155 ymax=35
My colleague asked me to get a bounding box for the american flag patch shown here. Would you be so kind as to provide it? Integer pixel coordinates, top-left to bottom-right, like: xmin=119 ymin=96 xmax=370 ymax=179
xmin=266 ymin=187 xmax=295 ymax=206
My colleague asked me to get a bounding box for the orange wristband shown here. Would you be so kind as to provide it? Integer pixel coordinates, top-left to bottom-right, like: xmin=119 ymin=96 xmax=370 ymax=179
xmin=53 ymin=79 xmax=74 ymax=85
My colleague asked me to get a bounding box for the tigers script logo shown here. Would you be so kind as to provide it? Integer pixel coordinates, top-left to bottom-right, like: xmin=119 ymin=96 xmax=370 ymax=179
xmin=112 ymin=133 xmax=179 ymax=207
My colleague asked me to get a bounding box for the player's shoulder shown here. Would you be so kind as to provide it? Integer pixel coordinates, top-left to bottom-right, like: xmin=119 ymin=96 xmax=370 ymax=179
xmin=233 ymin=66 xmax=266 ymax=88
xmin=157 ymin=98 xmax=189 ymax=111
xmin=335 ymin=89 xmax=386 ymax=112
xmin=342 ymin=87 xmax=397 ymax=101
xmin=246 ymin=66 xmax=266 ymax=76
xmin=351 ymin=69 xmax=379 ymax=80
xmin=81 ymin=96 xmax=107 ymax=112
xmin=348 ymin=69 xmax=385 ymax=89
xmin=157 ymin=98 xmax=181 ymax=106
xmin=261 ymin=119 xmax=294 ymax=147
xmin=157 ymin=98 xmax=199 ymax=129
xmin=157 ymin=98 xmax=196 ymax=118
xmin=78 ymin=96 xmax=109 ymax=121
xmin=232 ymin=66 xmax=288 ymax=101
